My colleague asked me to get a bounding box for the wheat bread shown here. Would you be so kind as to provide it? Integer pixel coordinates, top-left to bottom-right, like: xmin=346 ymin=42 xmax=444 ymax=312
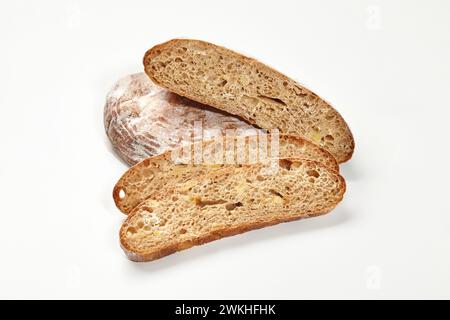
xmin=104 ymin=72 xmax=259 ymax=166
xmin=120 ymin=158 xmax=346 ymax=262
xmin=144 ymin=39 xmax=355 ymax=163
xmin=113 ymin=135 xmax=339 ymax=215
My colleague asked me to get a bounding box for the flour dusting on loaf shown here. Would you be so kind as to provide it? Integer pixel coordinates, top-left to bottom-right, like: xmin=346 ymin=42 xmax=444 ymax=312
xmin=104 ymin=73 xmax=260 ymax=166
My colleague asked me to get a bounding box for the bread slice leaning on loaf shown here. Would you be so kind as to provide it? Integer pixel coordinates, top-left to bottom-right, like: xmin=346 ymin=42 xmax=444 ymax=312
xmin=143 ymin=39 xmax=355 ymax=163
xmin=120 ymin=158 xmax=346 ymax=262
xmin=113 ymin=134 xmax=339 ymax=215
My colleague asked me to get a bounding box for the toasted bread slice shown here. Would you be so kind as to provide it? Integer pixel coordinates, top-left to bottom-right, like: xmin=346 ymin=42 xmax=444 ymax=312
xmin=144 ymin=39 xmax=355 ymax=163
xmin=113 ymin=135 xmax=339 ymax=215
xmin=120 ymin=158 xmax=346 ymax=262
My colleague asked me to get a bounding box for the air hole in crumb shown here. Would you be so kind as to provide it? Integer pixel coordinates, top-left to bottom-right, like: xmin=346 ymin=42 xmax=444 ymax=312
xmin=180 ymin=228 xmax=187 ymax=234
xmin=172 ymin=196 xmax=178 ymax=202
xmin=256 ymin=175 xmax=265 ymax=181
xmin=324 ymin=135 xmax=334 ymax=141
xmin=140 ymin=206 xmax=154 ymax=213
xmin=279 ymin=159 xmax=292 ymax=170
xmin=175 ymin=57 xmax=183 ymax=63
xmin=225 ymin=202 xmax=243 ymax=211
xmin=219 ymin=80 xmax=228 ymax=86
xmin=118 ymin=189 xmax=126 ymax=199
xmin=258 ymin=95 xmax=286 ymax=106
xmin=307 ymin=170 xmax=320 ymax=178
xmin=269 ymin=189 xmax=284 ymax=198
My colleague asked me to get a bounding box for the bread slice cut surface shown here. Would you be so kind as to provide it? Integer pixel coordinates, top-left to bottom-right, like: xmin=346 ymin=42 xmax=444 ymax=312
xmin=144 ymin=39 xmax=354 ymax=163
xmin=113 ymin=134 xmax=339 ymax=215
xmin=120 ymin=158 xmax=346 ymax=262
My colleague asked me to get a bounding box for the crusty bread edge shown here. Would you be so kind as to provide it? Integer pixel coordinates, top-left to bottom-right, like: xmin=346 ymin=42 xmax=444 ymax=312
xmin=143 ymin=39 xmax=355 ymax=163
xmin=119 ymin=158 xmax=346 ymax=262
xmin=121 ymin=209 xmax=337 ymax=262
xmin=112 ymin=152 xmax=170 ymax=210
xmin=281 ymin=134 xmax=339 ymax=172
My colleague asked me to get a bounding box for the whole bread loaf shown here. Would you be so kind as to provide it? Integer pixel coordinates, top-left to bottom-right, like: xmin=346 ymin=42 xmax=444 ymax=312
xmin=144 ymin=39 xmax=355 ymax=163
xmin=120 ymin=158 xmax=346 ymax=262
xmin=104 ymin=73 xmax=260 ymax=165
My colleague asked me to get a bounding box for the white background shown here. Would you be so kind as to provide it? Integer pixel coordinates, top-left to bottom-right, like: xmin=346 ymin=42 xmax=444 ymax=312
xmin=1 ymin=0 xmax=449 ymax=299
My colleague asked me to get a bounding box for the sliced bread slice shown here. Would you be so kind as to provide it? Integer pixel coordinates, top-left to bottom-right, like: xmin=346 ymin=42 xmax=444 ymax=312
xmin=113 ymin=134 xmax=339 ymax=215
xmin=144 ymin=39 xmax=355 ymax=163
xmin=120 ymin=158 xmax=346 ymax=262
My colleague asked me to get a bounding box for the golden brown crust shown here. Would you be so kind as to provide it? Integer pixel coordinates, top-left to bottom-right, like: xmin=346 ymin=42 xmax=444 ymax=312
xmin=279 ymin=135 xmax=339 ymax=172
xmin=121 ymin=209 xmax=336 ymax=262
xmin=144 ymin=39 xmax=355 ymax=163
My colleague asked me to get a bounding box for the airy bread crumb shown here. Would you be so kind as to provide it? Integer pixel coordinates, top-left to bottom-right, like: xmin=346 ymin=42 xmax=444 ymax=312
xmin=113 ymin=135 xmax=339 ymax=215
xmin=144 ymin=39 xmax=355 ymax=163
xmin=120 ymin=158 xmax=346 ymax=262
